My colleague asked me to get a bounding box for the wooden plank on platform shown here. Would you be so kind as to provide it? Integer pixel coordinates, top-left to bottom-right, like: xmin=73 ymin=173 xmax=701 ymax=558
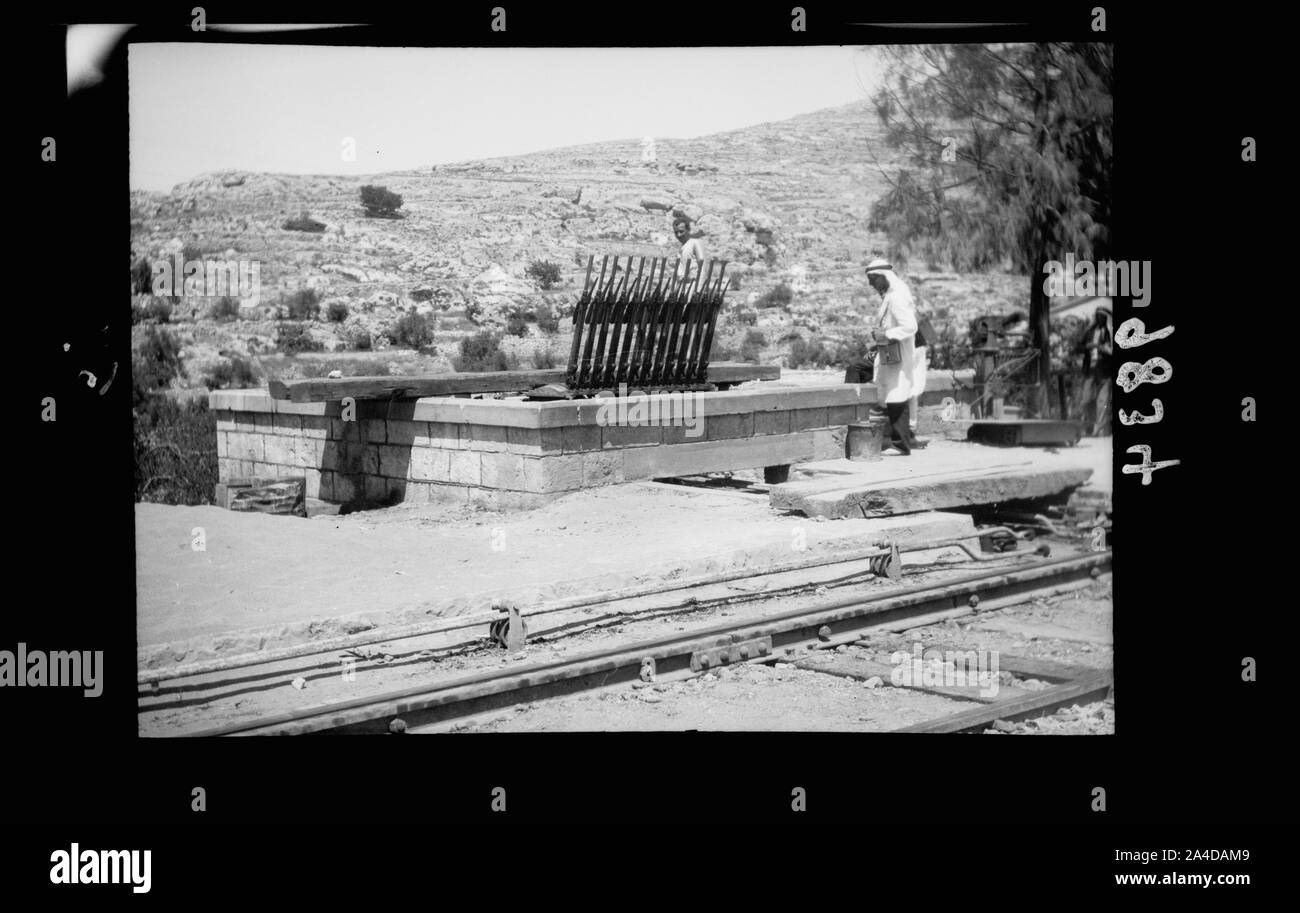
xmin=268 ymin=362 xmax=779 ymax=402
xmin=624 ymin=429 xmax=840 ymax=481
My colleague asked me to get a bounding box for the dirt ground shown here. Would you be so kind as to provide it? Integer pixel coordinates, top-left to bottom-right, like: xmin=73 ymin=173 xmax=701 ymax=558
xmin=137 ymin=437 xmax=1110 ymax=668
xmin=136 ymin=482 xmax=976 ymax=665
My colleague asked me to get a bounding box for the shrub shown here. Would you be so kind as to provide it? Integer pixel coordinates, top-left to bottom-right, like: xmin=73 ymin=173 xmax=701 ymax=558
xmin=132 ymin=327 xmax=184 ymax=404
xmin=276 ymin=322 xmax=325 ymax=354
xmin=132 ymin=259 xmax=154 ymax=295
xmin=360 ymin=184 xmax=404 ymax=218
xmin=534 ymin=348 xmax=558 ymax=369
xmin=505 ymin=312 xmax=529 ymax=337
xmin=536 ymin=307 xmax=561 ymax=335
xmin=285 ymin=288 xmax=320 ymax=321
xmin=409 ymin=288 xmax=435 ymax=303
xmin=389 ymin=312 xmax=436 ymax=349
xmin=203 ymin=357 xmax=258 ymax=389
xmin=326 ymin=301 xmax=350 ymax=323
xmin=526 ymin=260 xmax=562 ymax=290
xmin=455 ymin=331 xmax=510 ymax=372
xmin=134 ymin=395 xmax=218 ymax=505
xmin=209 ymin=296 xmax=241 ymax=321
xmin=739 ymin=329 xmax=766 ymax=364
xmin=144 ymin=297 xmax=172 ymax=323
xmin=755 ymin=283 xmax=793 ymax=309
xmin=787 ymin=335 xmax=836 ymax=369
xmin=283 ymin=213 xmax=326 ymax=232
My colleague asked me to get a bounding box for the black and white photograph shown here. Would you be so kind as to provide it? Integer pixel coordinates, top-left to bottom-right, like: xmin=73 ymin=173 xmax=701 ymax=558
xmin=127 ymin=40 xmax=1118 ymax=736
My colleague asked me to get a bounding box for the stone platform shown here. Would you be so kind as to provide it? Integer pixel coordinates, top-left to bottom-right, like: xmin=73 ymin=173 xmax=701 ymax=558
xmin=770 ymin=439 xmax=1103 ymax=519
xmin=212 ymin=382 xmax=879 ymax=507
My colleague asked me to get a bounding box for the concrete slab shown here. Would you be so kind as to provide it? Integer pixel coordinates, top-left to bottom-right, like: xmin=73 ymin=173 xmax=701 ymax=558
xmin=770 ymin=440 xmax=1100 ymax=519
xmin=136 ymin=486 xmax=976 ymax=669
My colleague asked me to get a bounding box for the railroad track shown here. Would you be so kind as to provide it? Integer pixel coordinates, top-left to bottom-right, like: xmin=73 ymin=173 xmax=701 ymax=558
xmin=164 ymin=547 xmax=1111 ymax=736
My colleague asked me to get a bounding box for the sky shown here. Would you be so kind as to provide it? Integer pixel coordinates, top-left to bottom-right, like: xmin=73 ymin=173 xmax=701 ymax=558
xmin=128 ymin=44 xmax=884 ymax=191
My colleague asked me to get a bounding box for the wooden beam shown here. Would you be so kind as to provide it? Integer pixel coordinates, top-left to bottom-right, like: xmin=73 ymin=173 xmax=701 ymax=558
xmin=893 ymin=669 xmax=1113 ymax=733
xmin=268 ymin=362 xmax=780 ymax=402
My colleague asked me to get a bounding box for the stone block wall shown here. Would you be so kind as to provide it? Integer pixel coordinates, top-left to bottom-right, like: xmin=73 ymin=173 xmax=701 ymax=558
xmin=211 ymin=384 xmax=879 ymax=507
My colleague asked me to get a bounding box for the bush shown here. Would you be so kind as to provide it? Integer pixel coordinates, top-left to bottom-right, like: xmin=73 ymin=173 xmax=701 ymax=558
xmin=360 ymin=184 xmax=403 ymax=218
xmin=536 ymin=307 xmax=561 ymax=335
xmin=134 ymin=395 xmax=218 ymax=505
xmin=285 ymin=288 xmax=320 ymax=321
xmin=326 ymin=301 xmax=350 ymax=323
xmin=283 ymin=214 xmax=326 ymax=232
xmin=787 ymin=335 xmax=836 ymax=369
xmin=144 ymin=297 xmax=172 ymax=323
xmin=455 ymin=331 xmax=510 ymax=372
xmin=133 ymin=327 xmax=185 ymax=405
xmin=534 ymin=348 xmax=558 ymax=369
xmin=755 ymin=283 xmax=793 ymax=309
xmin=276 ymin=323 xmax=325 ymax=354
xmin=526 ymin=260 xmax=562 ymax=290
xmin=410 ymin=288 xmax=435 ymax=303
xmin=505 ymin=312 xmax=529 ymax=337
xmin=389 ymin=312 xmax=436 ymax=349
xmin=209 ymin=296 xmax=241 ymax=321
xmin=203 ymin=357 xmax=258 ymax=390
xmin=132 ymin=259 xmax=154 ymax=295
xmin=739 ymin=329 xmax=766 ymax=364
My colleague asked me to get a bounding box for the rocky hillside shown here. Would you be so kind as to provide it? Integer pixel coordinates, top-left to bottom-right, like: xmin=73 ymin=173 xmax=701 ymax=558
xmin=130 ymin=99 xmax=1030 ymax=385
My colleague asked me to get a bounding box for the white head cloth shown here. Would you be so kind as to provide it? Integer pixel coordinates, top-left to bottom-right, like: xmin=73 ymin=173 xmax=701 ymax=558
xmin=864 ymin=258 xmax=913 ymax=312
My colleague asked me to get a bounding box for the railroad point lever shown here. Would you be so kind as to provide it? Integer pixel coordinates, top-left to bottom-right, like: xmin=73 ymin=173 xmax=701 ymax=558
xmin=490 ymin=600 xmax=528 ymax=651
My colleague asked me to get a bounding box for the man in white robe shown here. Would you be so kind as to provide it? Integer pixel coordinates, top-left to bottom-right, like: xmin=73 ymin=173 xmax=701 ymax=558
xmin=864 ymin=258 xmax=919 ymax=455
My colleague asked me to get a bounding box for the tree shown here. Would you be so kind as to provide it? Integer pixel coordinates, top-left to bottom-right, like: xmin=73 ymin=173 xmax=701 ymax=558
xmin=359 ymin=185 xmax=404 ymax=218
xmin=866 ymin=43 xmax=1113 ymax=415
xmin=526 ymin=260 xmax=562 ymax=290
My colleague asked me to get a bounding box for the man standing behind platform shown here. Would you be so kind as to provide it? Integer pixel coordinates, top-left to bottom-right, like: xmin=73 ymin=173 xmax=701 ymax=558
xmin=673 ymin=215 xmax=706 ymax=279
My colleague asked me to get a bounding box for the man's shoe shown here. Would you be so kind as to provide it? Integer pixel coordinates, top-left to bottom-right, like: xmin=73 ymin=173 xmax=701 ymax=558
xmin=881 ymin=446 xmax=908 ymax=456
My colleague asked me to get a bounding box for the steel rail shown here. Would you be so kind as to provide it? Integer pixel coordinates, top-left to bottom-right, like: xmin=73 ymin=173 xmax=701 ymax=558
xmin=137 ymin=527 xmax=1036 ymax=686
xmin=191 ymin=552 xmax=1109 ymax=736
